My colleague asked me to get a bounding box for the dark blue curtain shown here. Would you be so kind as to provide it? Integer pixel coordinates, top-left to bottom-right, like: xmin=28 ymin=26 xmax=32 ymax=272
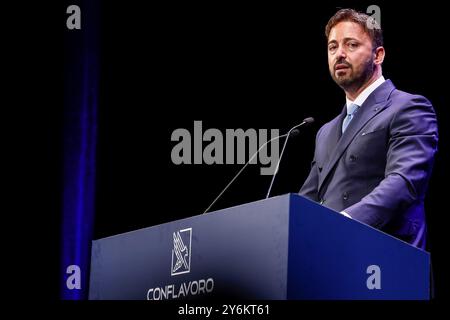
xmin=61 ymin=0 xmax=99 ymax=299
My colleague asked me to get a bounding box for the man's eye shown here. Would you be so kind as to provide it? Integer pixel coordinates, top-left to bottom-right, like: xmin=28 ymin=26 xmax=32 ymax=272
xmin=348 ymin=42 xmax=359 ymax=49
xmin=328 ymin=45 xmax=337 ymax=52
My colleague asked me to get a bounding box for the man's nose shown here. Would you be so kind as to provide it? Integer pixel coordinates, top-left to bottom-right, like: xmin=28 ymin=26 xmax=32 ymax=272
xmin=336 ymin=46 xmax=347 ymax=59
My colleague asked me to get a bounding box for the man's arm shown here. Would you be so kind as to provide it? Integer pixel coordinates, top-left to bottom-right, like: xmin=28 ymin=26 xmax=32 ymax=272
xmin=344 ymin=95 xmax=438 ymax=228
xmin=299 ymin=129 xmax=322 ymax=202
xmin=299 ymin=158 xmax=320 ymax=202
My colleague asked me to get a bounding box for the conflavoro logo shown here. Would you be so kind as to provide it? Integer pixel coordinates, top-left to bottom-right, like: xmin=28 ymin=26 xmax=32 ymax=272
xmin=146 ymin=227 xmax=215 ymax=299
xmin=171 ymin=228 xmax=192 ymax=276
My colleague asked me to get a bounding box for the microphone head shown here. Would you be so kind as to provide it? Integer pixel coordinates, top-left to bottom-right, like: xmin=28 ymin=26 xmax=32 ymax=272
xmin=289 ymin=129 xmax=300 ymax=137
xmin=303 ymin=117 xmax=315 ymax=125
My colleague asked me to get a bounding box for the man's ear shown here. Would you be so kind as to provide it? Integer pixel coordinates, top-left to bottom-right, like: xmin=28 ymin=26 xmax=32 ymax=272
xmin=374 ymin=46 xmax=385 ymax=65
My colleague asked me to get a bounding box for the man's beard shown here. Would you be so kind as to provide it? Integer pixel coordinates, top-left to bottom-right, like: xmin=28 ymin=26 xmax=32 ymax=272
xmin=331 ymin=57 xmax=375 ymax=92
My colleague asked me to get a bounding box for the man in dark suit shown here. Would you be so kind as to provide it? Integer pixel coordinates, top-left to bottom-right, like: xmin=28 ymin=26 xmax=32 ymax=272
xmin=299 ymin=9 xmax=438 ymax=249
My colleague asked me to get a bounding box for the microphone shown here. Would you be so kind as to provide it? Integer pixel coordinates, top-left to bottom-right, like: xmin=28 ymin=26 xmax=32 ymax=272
xmin=202 ymin=117 xmax=314 ymax=214
xmin=266 ymin=117 xmax=314 ymax=198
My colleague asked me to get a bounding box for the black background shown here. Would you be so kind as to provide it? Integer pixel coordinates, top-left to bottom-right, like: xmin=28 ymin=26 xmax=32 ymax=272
xmin=25 ymin=0 xmax=450 ymax=314
xmin=96 ymin=2 xmax=449 ymax=238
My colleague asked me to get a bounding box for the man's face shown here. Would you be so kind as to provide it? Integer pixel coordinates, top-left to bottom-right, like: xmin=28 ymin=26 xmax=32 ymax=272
xmin=327 ymin=21 xmax=375 ymax=90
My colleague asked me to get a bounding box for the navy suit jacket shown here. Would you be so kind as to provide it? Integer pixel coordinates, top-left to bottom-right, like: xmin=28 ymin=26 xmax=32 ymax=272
xmin=299 ymin=80 xmax=438 ymax=249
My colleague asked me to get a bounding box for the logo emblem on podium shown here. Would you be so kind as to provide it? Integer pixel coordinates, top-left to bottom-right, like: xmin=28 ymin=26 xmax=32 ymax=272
xmin=171 ymin=228 xmax=192 ymax=276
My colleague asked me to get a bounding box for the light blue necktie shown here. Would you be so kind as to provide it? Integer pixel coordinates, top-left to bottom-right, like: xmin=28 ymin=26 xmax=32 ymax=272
xmin=342 ymin=103 xmax=359 ymax=133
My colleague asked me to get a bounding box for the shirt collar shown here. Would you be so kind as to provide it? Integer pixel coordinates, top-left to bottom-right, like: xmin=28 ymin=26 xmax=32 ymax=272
xmin=346 ymin=75 xmax=385 ymax=111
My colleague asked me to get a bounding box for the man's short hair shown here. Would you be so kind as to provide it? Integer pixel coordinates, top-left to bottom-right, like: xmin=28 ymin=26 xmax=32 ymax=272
xmin=325 ymin=8 xmax=383 ymax=49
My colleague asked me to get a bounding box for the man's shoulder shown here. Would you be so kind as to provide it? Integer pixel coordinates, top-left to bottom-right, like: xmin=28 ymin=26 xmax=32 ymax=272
xmin=316 ymin=114 xmax=341 ymax=137
xmin=387 ymin=85 xmax=437 ymax=134
xmin=389 ymin=85 xmax=432 ymax=106
xmin=388 ymin=89 xmax=436 ymax=123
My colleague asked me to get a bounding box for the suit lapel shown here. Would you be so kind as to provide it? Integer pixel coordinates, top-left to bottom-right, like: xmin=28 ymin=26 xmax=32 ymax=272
xmin=325 ymin=107 xmax=346 ymax=161
xmin=318 ymin=80 xmax=396 ymax=192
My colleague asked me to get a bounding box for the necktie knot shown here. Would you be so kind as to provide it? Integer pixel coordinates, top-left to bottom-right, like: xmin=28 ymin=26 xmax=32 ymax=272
xmin=347 ymin=103 xmax=359 ymax=116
